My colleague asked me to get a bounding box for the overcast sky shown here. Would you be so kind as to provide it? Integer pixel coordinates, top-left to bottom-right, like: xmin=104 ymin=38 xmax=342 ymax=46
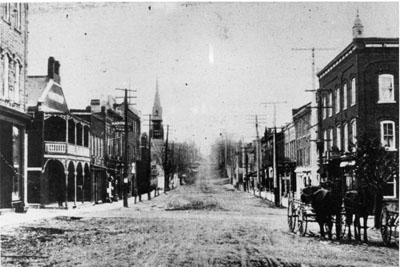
xmin=28 ymin=2 xmax=399 ymax=153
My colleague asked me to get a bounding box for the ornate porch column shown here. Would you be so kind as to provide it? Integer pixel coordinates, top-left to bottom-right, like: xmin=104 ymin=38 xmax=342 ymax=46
xmin=74 ymin=171 xmax=77 ymax=207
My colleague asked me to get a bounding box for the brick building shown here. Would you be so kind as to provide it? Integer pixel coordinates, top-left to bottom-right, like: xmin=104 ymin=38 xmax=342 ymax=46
xmin=0 ymin=3 xmax=30 ymax=210
xmin=317 ymin=14 xmax=399 ymax=198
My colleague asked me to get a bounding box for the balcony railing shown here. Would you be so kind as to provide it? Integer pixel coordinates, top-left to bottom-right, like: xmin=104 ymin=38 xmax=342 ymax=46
xmin=45 ymin=141 xmax=89 ymax=157
xmin=45 ymin=142 xmax=66 ymax=153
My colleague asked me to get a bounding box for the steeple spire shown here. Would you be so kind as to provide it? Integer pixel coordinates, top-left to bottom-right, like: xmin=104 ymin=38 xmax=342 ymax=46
xmin=352 ymin=10 xmax=364 ymax=38
xmin=152 ymin=78 xmax=163 ymax=121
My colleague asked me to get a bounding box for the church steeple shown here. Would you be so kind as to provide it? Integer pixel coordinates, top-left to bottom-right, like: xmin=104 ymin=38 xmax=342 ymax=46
xmin=352 ymin=10 xmax=364 ymax=39
xmin=152 ymin=78 xmax=163 ymax=121
xmin=150 ymin=78 xmax=164 ymax=140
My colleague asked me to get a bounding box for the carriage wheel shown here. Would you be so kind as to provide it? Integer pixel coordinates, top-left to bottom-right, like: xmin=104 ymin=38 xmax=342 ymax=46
xmin=298 ymin=207 xmax=307 ymax=236
xmin=394 ymin=216 xmax=399 ymax=247
xmin=380 ymin=207 xmax=391 ymax=246
xmin=287 ymin=201 xmax=297 ymax=232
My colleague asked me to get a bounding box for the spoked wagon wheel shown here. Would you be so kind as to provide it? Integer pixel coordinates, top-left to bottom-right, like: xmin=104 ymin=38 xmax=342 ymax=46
xmin=298 ymin=207 xmax=307 ymax=236
xmin=380 ymin=207 xmax=391 ymax=246
xmin=287 ymin=201 xmax=297 ymax=232
xmin=394 ymin=215 xmax=399 ymax=247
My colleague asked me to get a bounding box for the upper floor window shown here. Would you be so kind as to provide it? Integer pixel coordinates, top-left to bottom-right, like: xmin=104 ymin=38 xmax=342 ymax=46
xmin=351 ymin=119 xmax=357 ymax=147
xmin=378 ymin=74 xmax=395 ymax=103
xmin=15 ymin=3 xmax=22 ymax=31
xmin=3 ymin=3 xmax=11 ymax=23
xmin=336 ymin=125 xmax=341 ymax=151
xmin=380 ymin=120 xmax=396 ymax=151
xmin=343 ymin=123 xmax=349 ymax=152
xmin=335 ymin=87 xmax=340 ymax=114
xmin=351 ymin=78 xmax=356 ymax=106
xmin=14 ymin=60 xmax=21 ymax=103
xmin=328 ymin=93 xmax=332 ymax=117
xmin=2 ymin=53 xmax=10 ymax=99
xmin=322 ymin=96 xmax=327 ymax=119
xmin=343 ymin=83 xmax=347 ymax=110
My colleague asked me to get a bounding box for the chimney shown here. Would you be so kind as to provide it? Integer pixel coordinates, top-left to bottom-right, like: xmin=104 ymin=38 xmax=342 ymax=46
xmin=90 ymin=99 xmax=101 ymax=113
xmin=47 ymin=57 xmax=55 ymax=79
xmin=53 ymin=61 xmax=61 ymax=84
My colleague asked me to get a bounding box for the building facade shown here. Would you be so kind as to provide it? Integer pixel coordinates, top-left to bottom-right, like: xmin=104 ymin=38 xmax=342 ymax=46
xmin=27 ymin=57 xmax=91 ymax=208
xmin=317 ymin=14 xmax=399 ymax=198
xmin=0 ymin=3 xmax=30 ymax=209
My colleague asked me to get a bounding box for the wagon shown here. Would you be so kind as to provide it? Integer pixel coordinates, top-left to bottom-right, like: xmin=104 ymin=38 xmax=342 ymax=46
xmin=287 ymin=197 xmax=346 ymax=239
xmin=380 ymin=202 xmax=399 ymax=247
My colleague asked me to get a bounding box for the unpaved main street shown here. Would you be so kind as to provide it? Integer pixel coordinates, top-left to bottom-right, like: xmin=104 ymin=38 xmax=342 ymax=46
xmin=1 ymin=170 xmax=398 ymax=266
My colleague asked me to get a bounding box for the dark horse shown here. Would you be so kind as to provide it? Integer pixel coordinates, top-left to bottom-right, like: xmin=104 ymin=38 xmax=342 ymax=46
xmin=344 ymin=188 xmax=374 ymax=242
xmin=301 ymin=185 xmax=341 ymax=239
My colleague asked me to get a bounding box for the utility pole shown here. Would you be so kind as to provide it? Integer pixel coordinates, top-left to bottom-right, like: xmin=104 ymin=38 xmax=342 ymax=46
xmin=148 ymin=114 xmax=152 ymax=200
xmin=116 ymin=88 xmax=136 ymax=208
xmin=164 ymin=125 xmax=169 ymax=193
xmin=262 ymin=101 xmax=287 ymax=207
xmin=255 ymin=115 xmax=261 ymax=197
xmin=292 ymin=47 xmax=335 ymax=187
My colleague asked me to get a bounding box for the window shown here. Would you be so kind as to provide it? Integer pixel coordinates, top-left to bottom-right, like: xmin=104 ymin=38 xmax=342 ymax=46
xmin=335 ymin=87 xmax=340 ymax=114
xmin=378 ymin=74 xmax=395 ymax=103
xmin=381 ymin=121 xmax=396 ymax=150
xmin=15 ymin=3 xmax=22 ymax=30
xmin=3 ymin=3 xmax=11 ymax=22
xmin=343 ymin=83 xmax=347 ymax=110
xmin=3 ymin=53 xmax=10 ymax=99
xmin=14 ymin=60 xmax=21 ymax=103
xmin=351 ymin=78 xmax=356 ymax=106
xmin=336 ymin=125 xmax=341 ymax=150
xmin=327 ymin=128 xmax=332 ymax=151
xmin=351 ymin=119 xmax=357 ymax=146
xmin=383 ymin=175 xmax=397 ymax=199
xmin=12 ymin=126 xmax=21 ymax=201
xmin=328 ymin=93 xmax=332 ymax=117
xmin=322 ymin=96 xmax=326 ymax=119
xmin=324 ymin=130 xmax=328 ymax=153
xmin=343 ymin=123 xmax=348 ymax=152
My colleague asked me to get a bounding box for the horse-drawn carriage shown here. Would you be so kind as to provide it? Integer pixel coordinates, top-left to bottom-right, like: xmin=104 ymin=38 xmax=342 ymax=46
xmin=380 ymin=201 xmax=399 ymax=247
xmin=287 ymin=188 xmax=346 ymax=239
xmin=288 ymin=184 xmax=399 ymax=247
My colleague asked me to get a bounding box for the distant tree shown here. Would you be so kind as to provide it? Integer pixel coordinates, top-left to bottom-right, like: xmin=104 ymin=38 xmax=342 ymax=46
xmin=354 ymin=135 xmax=399 ymax=228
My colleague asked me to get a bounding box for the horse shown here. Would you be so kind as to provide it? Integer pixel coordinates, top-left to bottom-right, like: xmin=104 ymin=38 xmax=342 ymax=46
xmin=344 ymin=188 xmax=374 ymax=242
xmin=301 ymin=185 xmax=339 ymax=239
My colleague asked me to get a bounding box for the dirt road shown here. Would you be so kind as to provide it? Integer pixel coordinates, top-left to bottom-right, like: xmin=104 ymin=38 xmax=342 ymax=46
xmin=1 ymin=171 xmax=398 ymax=266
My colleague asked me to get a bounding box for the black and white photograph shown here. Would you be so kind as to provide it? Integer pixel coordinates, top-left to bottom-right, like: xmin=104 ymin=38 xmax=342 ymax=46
xmin=0 ymin=1 xmax=398 ymax=266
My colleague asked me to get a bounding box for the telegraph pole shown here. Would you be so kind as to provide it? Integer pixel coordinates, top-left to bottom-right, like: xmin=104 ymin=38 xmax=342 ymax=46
xmin=116 ymin=88 xmax=136 ymax=208
xmin=262 ymin=101 xmax=287 ymax=207
xmin=148 ymin=114 xmax=152 ymax=200
xmin=164 ymin=125 xmax=169 ymax=193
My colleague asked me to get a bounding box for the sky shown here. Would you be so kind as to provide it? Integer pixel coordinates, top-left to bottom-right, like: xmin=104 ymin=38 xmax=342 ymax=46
xmin=28 ymin=2 xmax=399 ymax=154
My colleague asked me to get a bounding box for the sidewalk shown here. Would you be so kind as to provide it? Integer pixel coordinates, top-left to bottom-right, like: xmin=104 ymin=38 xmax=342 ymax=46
xmin=0 ymin=189 xmax=164 ymax=229
xmin=246 ymin=189 xmax=289 ymax=208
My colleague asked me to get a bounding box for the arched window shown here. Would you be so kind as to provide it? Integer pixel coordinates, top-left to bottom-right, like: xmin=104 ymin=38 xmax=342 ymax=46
xmin=3 ymin=52 xmax=10 ymax=99
xmin=343 ymin=83 xmax=348 ymax=110
xmin=335 ymin=87 xmax=340 ymax=114
xmin=14 ymin=59 xmax=21 ymax=103
xmin=351 ymin=77 xmax=356 ymax=106
xmin=350 ymin=119 xmax=357 ymax=147
xmin=343 ymin=123 xmax=349 ymax=152
xmin=336 ymin=125 xmax=341 ymax=151
xmin=378 ymin=74 xmax=395 ymax=103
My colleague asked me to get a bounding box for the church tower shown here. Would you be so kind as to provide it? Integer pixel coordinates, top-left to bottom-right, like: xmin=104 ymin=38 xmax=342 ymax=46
xmin=352 ymin=10 xmax=364 ymax=38
xmin=150 ymin=79 xmax=164 ymax=140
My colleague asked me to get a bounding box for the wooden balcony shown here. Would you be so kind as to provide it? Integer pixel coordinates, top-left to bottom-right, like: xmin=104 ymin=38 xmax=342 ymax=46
xmin=45 ymin=141 xmax=90 ymax=157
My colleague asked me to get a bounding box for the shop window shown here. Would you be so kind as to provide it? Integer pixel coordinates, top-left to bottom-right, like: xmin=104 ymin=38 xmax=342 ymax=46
xmin=380 ymin=121 xmax=396 ymax=151
xmin=378 ymin=74 xmax=395 ymax=103
xmin=12 ymin=126 xmax=21 ymax=201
